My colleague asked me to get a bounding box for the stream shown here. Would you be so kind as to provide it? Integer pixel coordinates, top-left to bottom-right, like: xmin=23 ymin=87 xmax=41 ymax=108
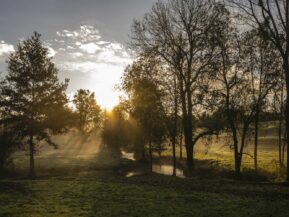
xmin=121 ymin=151 xmax=185 ymax=178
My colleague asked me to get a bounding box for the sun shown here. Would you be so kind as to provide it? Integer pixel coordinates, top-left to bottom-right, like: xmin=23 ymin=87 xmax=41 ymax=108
xmin=98 ymin=95 xmax=119 ymax=111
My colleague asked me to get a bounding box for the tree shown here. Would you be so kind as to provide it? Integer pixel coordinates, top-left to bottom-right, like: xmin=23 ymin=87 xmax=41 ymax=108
xmin=229 ymin=0 xmax=289 ymax=182
xmin=212 ymin=21 xmax=256 ymax=177
xmin=102 ymin=106 xmax=128 ymax=159
xmin=130 ymin=0 xmax=227 ymax=172
xmin=73 ymin=89 xmax=101 ymax=133
xmin=164 ymin=73 xmax=180 ymax=176
xmin=0 ymin=124 xmax=21 ymax=174
xmin=0 ymin=32 xmax=69 ymax=178
xmin=241 ymin=29 xmax=281 ymax=170
xmin=272 ymin=73 xmax=286 ymax=168
xmin=121 ymin=58 xmax=167 ymax=171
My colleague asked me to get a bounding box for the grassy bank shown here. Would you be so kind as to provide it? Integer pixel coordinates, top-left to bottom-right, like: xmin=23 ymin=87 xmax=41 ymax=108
xmin=1 ymin=174 xmax=289 ymax=217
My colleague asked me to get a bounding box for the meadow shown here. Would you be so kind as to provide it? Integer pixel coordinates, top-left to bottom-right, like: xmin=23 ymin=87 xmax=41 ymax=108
xmin=1 ymin=172 xmax=289 ymax=217
xmin=1 ymin=124 xmax=288 ymax=217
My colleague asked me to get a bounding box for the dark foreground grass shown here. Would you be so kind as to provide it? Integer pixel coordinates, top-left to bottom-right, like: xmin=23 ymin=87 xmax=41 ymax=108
xmin=1 ymin=175 xmax=289 ymax=217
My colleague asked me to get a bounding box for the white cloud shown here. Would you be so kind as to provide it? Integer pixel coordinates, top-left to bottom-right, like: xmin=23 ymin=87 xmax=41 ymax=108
xmin=79 ymin=43 xmax=100 ymax=54
xmin=46 ymin=46 xmax=57 ymax=57
xmin=0 ymin=41 xmax=14 ymax=56
xmin=70 ymin=52 xmax=84 ymax=58
xmin=96 ymin=40 xmax=109 ymax=45
xmin=52 ymin=25 xmax=132 ymax=66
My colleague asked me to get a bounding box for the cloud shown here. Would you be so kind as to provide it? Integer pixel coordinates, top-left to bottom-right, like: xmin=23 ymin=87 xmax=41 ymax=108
xmin=79 ymin=43 xmax=100 ymax=54
xmin=0 ymin=41 xmax=14 ymax=56
xmin=47 ymin=46 xmax=57 ymax=57
xmin=51 ymin=25 xmax=131 ymax=65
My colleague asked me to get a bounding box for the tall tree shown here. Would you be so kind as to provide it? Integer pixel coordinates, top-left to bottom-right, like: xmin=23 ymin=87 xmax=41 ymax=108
xmin=73 ymin=89 xmax=101 ymax=133
xmin=164 ymin=73 xmax=180 ymax=176
xmin=213 ymin=21 xmax=257 ymax=177
xmin=241 ymin=29 xmax=281 ymax=170
xmin=102 ymin=106 xmax=129 ymax=159
xmin=272 ymin=73 xmax=286 ymax=168
xmin=130 ymin=0 xmax=227 ymax=172
xmin=230 ymin=0 xmax=289 ymax=182
xmin=121 ymin=58 xmax=167 ymax=171
xmin=0 ymin=32 xmax=69 ymax=178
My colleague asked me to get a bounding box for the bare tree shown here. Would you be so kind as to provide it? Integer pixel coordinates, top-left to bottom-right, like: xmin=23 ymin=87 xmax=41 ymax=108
xmin=130 ymin=0 xmax=227 ymax=172
xmin=213 ymin=21 xmax=261 ymax=176
xmin=242 ymin=29 xmax=281 ymax=170
xmin=272 ymin=73 xmax=286 ymax=168
xmin=229 ymin=0 xmax=289 ymax=182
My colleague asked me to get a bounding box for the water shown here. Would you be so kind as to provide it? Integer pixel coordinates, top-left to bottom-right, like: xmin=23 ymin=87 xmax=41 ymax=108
xmin=152 ymin=164 xmax=185 ymax=178
xmin=121 ymin=150 xmax=185 ymax=178
xmin=121 ymin=151 xmax=136 ymax=161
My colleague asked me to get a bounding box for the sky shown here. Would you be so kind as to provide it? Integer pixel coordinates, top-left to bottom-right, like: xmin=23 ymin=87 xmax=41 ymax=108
xmin=0 ymin=0 xmax=157 ymax=109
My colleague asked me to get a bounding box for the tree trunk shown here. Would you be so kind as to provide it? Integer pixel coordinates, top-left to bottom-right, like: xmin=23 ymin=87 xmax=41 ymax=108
xmin=172 ymin=115 xmax=177 ymax=176
xmin=278 ymin=84 xmax=284 ymax=167
xmin=286 ymin=99 xmax=289 ymax=182
xmin=283 ymin=59 xmax=289 ymax=182
xmin=278 ymin=115 xmax=283 ymax=167
xmin=140 ymin=142 xmax=146 ymax=173
xmin=172 ymin=142 xmax=176 ymax=176
xmin=29 ymin=133 xmax=35 ymax=179
xmin=172 ymin=75 xmax=177 ymax=176
xmin=254 ymin=108 xmax=260 ymax=170
xmin=282 ymin=132 xmax=286 ymax=167
xmin=183 ymin=116 xmax=194 ymax=172
xmin=238 ymin=121 xmax=250 ymax=178
xmin=227 ymin=107 xmax=240 ymax=178
xmin=149 ymin=140 xmax=153 ymax=173
xmin=186 ymin=89 xmax=194 ymax=171
xmin=286 ymin=94 xmax=289 ymax=182
xmin=235 ymin=154 xmax=241 ymax=178
xmin=185 ymin=143 xmax=194 ymax=172
xmin=179 ymin=75 xmax=194 ymax=173
xmin=180 ymin=85 xmax=192 ymax=172
xmin=233 ymin=130 xmax=241 ymax=178
xmin=179 ymin=129 xmax=183 ymax=160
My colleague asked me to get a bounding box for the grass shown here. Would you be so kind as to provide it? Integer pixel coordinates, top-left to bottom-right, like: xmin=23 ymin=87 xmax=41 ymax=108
xmin=1 ymin=125 xmax=288 ymax=216
xmin=159 ymin=133 xmax=287 ymax=181
xmin=1 ymin=175 xmax=289 ymax=217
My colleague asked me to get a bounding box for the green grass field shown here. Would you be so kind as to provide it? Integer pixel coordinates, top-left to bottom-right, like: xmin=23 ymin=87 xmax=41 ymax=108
xmin=160 ymin=132 xmax=287 ymax=181
xmin=1 ymin=174 xmax=289 ymax=217
xmin=1 ymin=125 xmax=289 ymax=217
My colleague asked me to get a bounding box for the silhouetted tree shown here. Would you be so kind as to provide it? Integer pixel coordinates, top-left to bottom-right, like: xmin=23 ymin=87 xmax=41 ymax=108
xmin=102 ymin=105 xmax=129 ymax=159
xmin=230 ymin=0 xmax=289 ymax=182
xmin=122 ymin=59 xmax=167 ymax=171
xmin=241 ymin=29 xmax=281 ymax=170
xmin=272 ymin=73 xmax=286 ymax=168
xmin=213 ymin=22 xmax=255 ymax=177
xmin=0 ymin=124 xmax=21 ymax=174
xmin=73 ymin=89 xmax=101 ymax=133
xmin=130 ymin=0 xmax=228 ymax=172
xmin=0 ymin=32 xmax=69 ymax=178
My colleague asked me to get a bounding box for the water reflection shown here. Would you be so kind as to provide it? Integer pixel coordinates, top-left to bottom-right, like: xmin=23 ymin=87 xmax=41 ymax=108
xmin=121 ymin=151 xmax=185 ymax=178
xmin=152 ymin=164 xmax=185 ymax=178
xmin=125 ymin=164 xmax=185 ymax=178
xmin=121 ymin=151 xmax=136 ymax=161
